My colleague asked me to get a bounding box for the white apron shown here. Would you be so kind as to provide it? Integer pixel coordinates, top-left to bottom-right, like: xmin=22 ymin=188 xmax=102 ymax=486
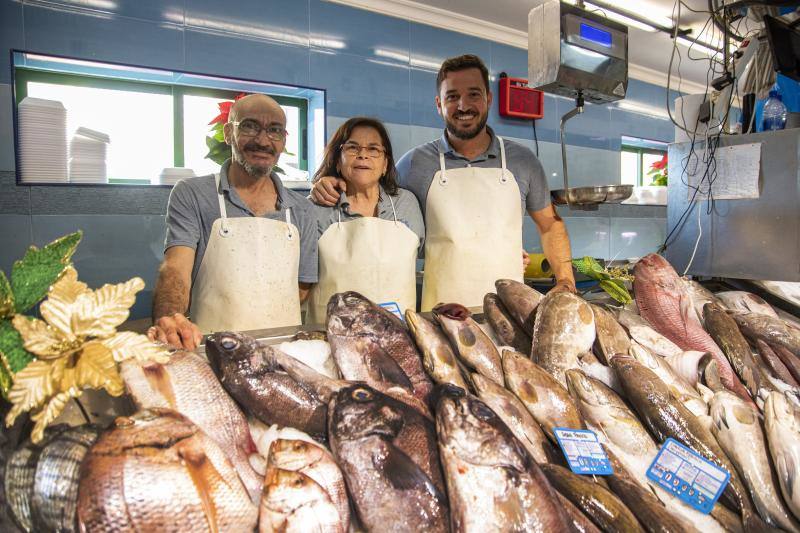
xmin=189 ymin=173 xmax=302 ymax=333
xmin=421 ymin=137 xmax=523 ymax=311
xmin=307 ymin=194 xmax=419 ymax=325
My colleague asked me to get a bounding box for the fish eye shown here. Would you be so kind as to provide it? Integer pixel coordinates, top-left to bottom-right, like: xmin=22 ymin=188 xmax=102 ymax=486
xmin=470 ymin=401 xmax=496 ymax=421
xmin=220 ymin=337 xmax=239 ymax=350
xmin=352 ymin=388 xmax=373 ymax=402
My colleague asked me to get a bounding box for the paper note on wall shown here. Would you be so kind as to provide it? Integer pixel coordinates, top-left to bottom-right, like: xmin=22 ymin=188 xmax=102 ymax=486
xmin=686 ymin=142 xmax=761 ymax=200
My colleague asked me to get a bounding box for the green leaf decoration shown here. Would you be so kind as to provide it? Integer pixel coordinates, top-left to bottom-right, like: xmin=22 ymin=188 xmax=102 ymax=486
xmin=11 ymin=231 xmax=82 ymax=313
xmin=599 ymin=279 xmax=633 ymax=304
xmin=0 ymin=318 xmax=34 ymax=374
xmin=0 ymin=271 xmax=13 ymax=319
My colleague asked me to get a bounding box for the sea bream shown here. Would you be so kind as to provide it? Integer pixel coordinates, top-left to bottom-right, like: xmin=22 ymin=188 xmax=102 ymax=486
xmin=433 ymin=303 xmax=504 ymax=386
xmin=435 ymin=385 xmax=572 ymax=533
xmin=633 ymin=254 xmax=751 ymax=402
xmin=327 ymin=291 xmax=433 ymax=404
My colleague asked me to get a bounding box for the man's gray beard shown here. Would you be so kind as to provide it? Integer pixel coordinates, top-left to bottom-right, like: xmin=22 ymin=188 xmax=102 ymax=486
xmin=446 ymin=112 xmax=489 ymax=140
xmin=231 ymin=145 xmax=272 ymax=178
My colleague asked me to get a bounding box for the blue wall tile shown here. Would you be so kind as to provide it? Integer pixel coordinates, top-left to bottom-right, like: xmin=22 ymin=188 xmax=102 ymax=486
xmin=558 ymin=97 xmax=614 ymax=150
xmin=409 ymin=68 xmax=440 ymax=129
xmin=23 ymin=3 xmax=184 ymax=70
xmin=0 ymin=214 xmax=32 ymax=276
xmin=0 ymin=0 xmax=24 ymax=83
xmin=29 ymin=0 xmax=185 ymax=25
xmin=185 ymin=0 xmax=309 ymax=47
xmin=310 ymin=50 xmax=409 ymax=124
xmin=0 ymin=83 xmax=16 ymax=172
xmin=185 ymin=29 xmax=310 ymax=86
xmin=563 ymin=216 xmax=610 ymax=258
xmin=409 ymin=22 xmax=492 ymax=72
xmin=310 ymin=0 xmax=409 ymax=62
xmin=610 ymin=217 xmax=666 ymax=260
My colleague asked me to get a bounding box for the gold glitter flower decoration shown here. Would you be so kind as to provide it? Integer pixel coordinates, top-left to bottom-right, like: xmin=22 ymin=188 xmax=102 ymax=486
xmin=5 ymin=267 xmax=169 ymax=442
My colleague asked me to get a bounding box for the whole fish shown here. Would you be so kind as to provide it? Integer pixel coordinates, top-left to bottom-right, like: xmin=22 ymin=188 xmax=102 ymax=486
xmin=733 ymin=312 xmax=800 ymax=358
xmin=121 ymin=347 xmax=262 ymax=500
xmin=765 ymin=391 xmax=800 ymax=521
xmin=471 ymin=373 xmax=555 ymax=464
xmin=611 ymin=355 xmax=754 ymax=517
xmin=710 ymin=389 xmax=800 ymax=531
xmin=704 ymin=302 xmax=761 ymax=399
xmin=204 ymin=331 xmax=328 ymax=442
xmin=565 ymin=369 xmax=724 ymax=533
xmin=757 ymin=340 xmax=800 ymax=387
xmin=771 ymin=343 xmax=800 ymax=385
xmin=494 ymin=278 xmax=544 ymax=335
xmin=77 ymin=409 xmax=258 ymax=532
xmin=502 ymin=349 xmax=585 ymax=438
xmin=328 ymin=384 xmax=448 ymax=533
xmin=483 ymin=293 xmax=532 ymax=355
xmin=435 ymin=385 xmax=572 ymax=533
xmin=532 ymin=291 xmax=596 ymax=387
xmin=615 ymin=308 xmax=683 ymax=358
xmin=539 ymin=463 xmax=644 ymax=532
xmin=266 ymin=439 xmax=349 ymax=531
xmin=590 ymin=304 xmax=630 ymax=364
xmin=327 ymin=292 xmax=433 ymax=404
xmin=629 ymin=342 xmax=708 ymax=417
xmin=716 ymin=291 xmax=778 ymax=318
xmin=260 ymin=468 xmax=343 ymax=533
xmin=31 ymin=425 xmax=100 ymax=532
xmin=433 ymin=303 xmax=504 ymax=386
xmin=605 ymin=473 xmax=695 ymax=533
xmin=633 ymin=254 xmax=750 ymax=402
xmin=683 ymin=279 xmax=723 ymax=324
xmin=405 ymin=310 xmax=468 ymax=389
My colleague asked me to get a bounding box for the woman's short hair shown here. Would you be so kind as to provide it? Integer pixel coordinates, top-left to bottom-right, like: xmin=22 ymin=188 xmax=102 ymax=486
xmin=313 ymin=116 xmax=399 ymax=195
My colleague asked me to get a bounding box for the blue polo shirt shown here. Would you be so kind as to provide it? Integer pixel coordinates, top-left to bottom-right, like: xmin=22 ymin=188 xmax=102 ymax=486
xmin=395 ymin=127 xmax=550 ymax=216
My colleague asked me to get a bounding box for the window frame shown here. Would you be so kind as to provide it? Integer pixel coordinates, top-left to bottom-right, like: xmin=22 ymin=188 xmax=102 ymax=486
xmin=13 ymin=67 xmax=309 ymax=186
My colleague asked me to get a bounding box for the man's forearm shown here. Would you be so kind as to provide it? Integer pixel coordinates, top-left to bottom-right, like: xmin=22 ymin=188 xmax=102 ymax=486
xmin=540 ymin=219 xmax=575 ymax=285
xmin=152 ymin=265 xmax=191 ymax=321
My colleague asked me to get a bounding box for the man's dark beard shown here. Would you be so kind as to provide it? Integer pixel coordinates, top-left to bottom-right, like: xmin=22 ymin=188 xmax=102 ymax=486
xmin=231 ymin=141 xmax=276 ymax=177
xmin=445 ymin=111 xmax=488 ymax=140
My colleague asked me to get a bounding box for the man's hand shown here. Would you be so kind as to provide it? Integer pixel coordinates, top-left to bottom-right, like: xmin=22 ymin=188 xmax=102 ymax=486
xmin=310 ymin=176 xmax=346 ymax=206
xmin=550 ymin=279 xmax=578 ymax=294
xmin=522 ymin=250 xmax=531 ymax=271
xmin=148 ymin=312 xmax=203 ymax=350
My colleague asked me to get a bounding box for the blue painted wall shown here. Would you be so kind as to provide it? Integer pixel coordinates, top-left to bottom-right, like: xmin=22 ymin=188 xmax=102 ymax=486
xmin=0 ymin=0 xmax=671 ymax=319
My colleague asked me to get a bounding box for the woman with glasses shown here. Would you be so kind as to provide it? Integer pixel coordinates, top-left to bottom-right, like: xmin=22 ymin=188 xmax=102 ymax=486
xmin=307 ymin=117 xmax=424 ymax=324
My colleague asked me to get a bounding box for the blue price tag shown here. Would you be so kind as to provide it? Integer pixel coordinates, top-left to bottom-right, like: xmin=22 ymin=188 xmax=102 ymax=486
xmin=646 ymin=438 xmax=730 ymax=514
xmin=379 ymin=302 xmax=404 ymax=322
xmin=553 ymin=428 xmax=613 ymax=475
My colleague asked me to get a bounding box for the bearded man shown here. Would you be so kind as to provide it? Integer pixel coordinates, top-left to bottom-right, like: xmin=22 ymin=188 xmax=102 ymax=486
xmin=150 ymin=93 xmax=318 ymax=348
xmin=313 ymin=55 xmax=575 ymax=310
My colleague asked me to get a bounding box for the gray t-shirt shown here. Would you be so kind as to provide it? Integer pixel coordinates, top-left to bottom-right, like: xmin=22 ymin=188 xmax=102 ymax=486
xmin=395 ymin=127 xmax=550 ymax=216
xmin=314 ymin=186 xmax=425 ymax=254
xmin=164 ymin=159 xmax=319 ymax=284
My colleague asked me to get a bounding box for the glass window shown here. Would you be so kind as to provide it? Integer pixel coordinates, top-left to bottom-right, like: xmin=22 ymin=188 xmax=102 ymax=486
xmin=620 ymin=138 xmax=667 ymax=187
xmin=620 ymin=150 xmax=639 ymax=186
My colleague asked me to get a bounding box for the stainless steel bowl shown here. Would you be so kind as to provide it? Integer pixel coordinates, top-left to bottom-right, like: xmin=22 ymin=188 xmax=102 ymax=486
xmin=551 ymin=185 xmax=634 ymax=206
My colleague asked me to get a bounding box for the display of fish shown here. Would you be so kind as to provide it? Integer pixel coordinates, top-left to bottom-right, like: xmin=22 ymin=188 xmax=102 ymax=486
xmin=716 ymin=291 xmax=778 ymax=318
xmin=471 ymin=373 xmax=555 ymax=464
xmin=611 ymin=355 xmax=754 ymax=517
xmin=494 ymin=278 xmax=544 ymax=335
xmin=405 ymin=310 xmax=468 ymax=389
xmin=77 ymin=409 xmax=258 ymax=532
xmin=633 ymin=254 xmax=750 ymax=402
xmin=435 ymin=385 xmax=572 ymax=533
xmin=483 ymin=293 xmax=532 ymax=355
xmin=539 ymin=463 xmax=644 ymax=532
xmin=605 ymin=472 xmax=694 ymax=533
xmin=683 ymin=279 xmax=723 ymax=325
xmin=121 ymin=347 xmax=263 ymax=500
xmin=265 ymin=438 xmax=349 ymax=531
xmin=590 ymin=303 xmax=630 ymax=364
xmin=205 ymin=331 xmax=328 ymax=442
xmin=433 ymin=303 xmax=504 ymax=386
xmin=327 ymin=292 xmax=433 ymax=404
xmin=629 ymin=342 xmax=708 ymax=417
xmin=710 ymin=387 xmax=800 ymax=531
xmin=259 ymin=467 xmax=343 ymax=533
xmin=328 ymin=384 xmax=448 ymax=533
xmin=502 ymin=349 xmax=586 ymax=439
xmin=771 ymin=343 xmax=800 ymax=385
xmin=733 ymin=311 xmax=800 ymax=358
xmin=532 ymin=291 xmax=596 ymax=387
xmin=556 ymin=492 xmax=602 ymax=533
xmin=753 ymin=340 xmax=800 ymax=393
xmin=765 ymin=391 xmax=800 ymax=521
xmin=704 ymin=302 xmax=762 ymax=399
xmin=615 ymin=308 xmax=684 ymax=358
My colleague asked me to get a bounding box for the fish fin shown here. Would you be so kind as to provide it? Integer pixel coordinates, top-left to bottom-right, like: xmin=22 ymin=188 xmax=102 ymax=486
xmin=776 ymin=453 xmax=795 ymax=501
xmin=375 ymin=444 xmax=447 ymax=505
xmin=366 ymin=347 xmax=414 ymax=390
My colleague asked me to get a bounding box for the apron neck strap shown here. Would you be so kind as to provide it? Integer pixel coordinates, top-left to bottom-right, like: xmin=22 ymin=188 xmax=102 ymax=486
xmin=438 ymin=151 xmax=447 ymax=184
xmin=498 ymin=136 xmax=508 ymax=172
xmin=387 ymin=192 xmax=399 ymax=223
xmin=215 ymin=173 xmax=230 ymax=235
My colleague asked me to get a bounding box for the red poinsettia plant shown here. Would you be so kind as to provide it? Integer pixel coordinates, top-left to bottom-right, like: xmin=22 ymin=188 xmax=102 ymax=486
xmin=205 ymin=93 xmax=247 ymax=165
xmin=647 ymin=153 xmax=668 ymax=186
